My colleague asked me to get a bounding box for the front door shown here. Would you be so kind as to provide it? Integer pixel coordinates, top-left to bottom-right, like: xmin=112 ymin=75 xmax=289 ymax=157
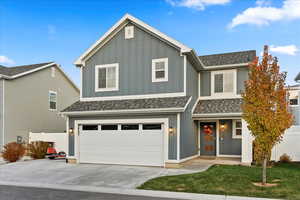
xmin=200 ymin=122 xmax=216 ymax=156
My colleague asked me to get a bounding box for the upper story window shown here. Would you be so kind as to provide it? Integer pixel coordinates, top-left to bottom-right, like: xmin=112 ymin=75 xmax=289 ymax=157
xmin=232 ymin=119 xmax=242 ymax=139
xmin=49 ymin=91 xmax=57 ymax=111
xmin=152 ymin=58 xmax=168 ymax=82
xmin=125 ymin=26 xmax=134 ymax=39
xmin=95 ymin=63 xmax=119 ymax=92
xmin=211 ymin=69 xmax=236 ymax=97
xmin=51 ymin=67 xmax=56 ymax=78
xmin=289 ymin=90 xmax=299 ymax=106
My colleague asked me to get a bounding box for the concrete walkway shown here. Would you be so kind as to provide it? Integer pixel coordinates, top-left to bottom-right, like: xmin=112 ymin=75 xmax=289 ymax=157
xmin=0 ymin=159 xmax=211 ymax=189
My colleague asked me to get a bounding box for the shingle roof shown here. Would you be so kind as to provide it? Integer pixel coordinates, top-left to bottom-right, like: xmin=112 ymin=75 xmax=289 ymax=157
xmin=0 ymin=62 xmax=54 ymax=77
xmin=295 ymin=72 xmax=300 ymax=82
xmin=199 ymin=50 xmax=256 ymax=67
xmin=62 ymin=96 xmax=191 ymax=113
xmin=193 ymin=98 xmax=242 ymax=115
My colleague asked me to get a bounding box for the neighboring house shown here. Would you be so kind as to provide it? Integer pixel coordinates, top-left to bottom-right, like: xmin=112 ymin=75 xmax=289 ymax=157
xmin=288 ymin=73 xmax=300 ymax=126
xmin=0 ymin=62 xmax=79 ymax=150
xmin=61 ymin=14 xmax=257 ymax=167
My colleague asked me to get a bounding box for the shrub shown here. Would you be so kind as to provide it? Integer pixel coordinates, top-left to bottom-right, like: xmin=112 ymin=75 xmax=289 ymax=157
xmin=279 ymin=153 xmax=292 ymax=163
xmin=28 ymin=141 xmax=49 ymax=159
xmin=2 ymin=142 xmax=25 ymax=162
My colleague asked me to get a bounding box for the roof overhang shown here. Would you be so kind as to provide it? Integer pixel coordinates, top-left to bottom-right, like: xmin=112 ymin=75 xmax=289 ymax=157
xmin=0 ymin=62 xmax=79 ymax=92
xmin=61 ymin=107 xmax=185 ymax=116
xmin=74 ymin=14 xmax=193 ymax=67
xmin=192 ymin=112 xmax=242 ymax=118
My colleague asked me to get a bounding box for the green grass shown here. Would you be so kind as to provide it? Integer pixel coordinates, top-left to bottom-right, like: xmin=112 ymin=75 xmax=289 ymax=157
xmin=138 ymin=163 xmax=300 ymax=199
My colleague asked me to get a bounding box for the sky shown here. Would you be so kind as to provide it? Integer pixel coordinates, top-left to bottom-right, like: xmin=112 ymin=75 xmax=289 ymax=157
xmin=0 ymin=0 xmax=299 ymax=86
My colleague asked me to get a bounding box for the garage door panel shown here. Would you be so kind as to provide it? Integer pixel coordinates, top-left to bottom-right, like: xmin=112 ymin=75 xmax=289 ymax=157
xmin=79 ymin=122 xmax=164 ymax=166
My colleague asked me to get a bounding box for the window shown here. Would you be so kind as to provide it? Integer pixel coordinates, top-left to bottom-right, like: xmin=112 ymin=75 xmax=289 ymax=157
xmin=125 ymin=26 xmax=134 ymax=39
xmin=290 ymin=98 xmax=298 ymax=105
xmin=142 ymin=124 xmax=162 ymax=130
xmin=211 ymin=70 xmax=236 ymax=97
xmin=51 ymin=67 xmax=56 ymax=78
xmin=101 ymin=124 xmax=118 ymax=130
xmin=95 ymin=63 xmax=119 ymax=92
xmin=82 ymin=125 xmax=98 ymax=131
xmin=121 ymin=124 xmax=139 ymax=130
xmin=232 ymin=120 xmax=242 ymax=139
xmin=49 ymin=91 xmax=57 ymax=110
xmin=152 ymin=58 xmax=168 ymax=82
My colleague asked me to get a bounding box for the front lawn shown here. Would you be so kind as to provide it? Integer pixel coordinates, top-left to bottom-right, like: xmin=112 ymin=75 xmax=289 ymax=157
xmin=138 ymin=163 xmax=300 ymax=200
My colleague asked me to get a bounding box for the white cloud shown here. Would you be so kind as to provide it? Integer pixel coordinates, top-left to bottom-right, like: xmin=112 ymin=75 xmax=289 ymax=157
xmin=165 ymin=0 xmax=230 ymax=11
xmin=229 ymin=0 xmax=300 ymax=28
xmin=0 ymin=55 xmax=15 ymax=65
xmin=270 ymin=45 xmax=299 ymax=55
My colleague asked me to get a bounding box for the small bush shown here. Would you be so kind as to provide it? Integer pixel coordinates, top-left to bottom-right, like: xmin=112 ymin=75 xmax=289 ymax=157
xmin=279 ymin=153 xmax=292 ymax=163
xmin=2 ymin=142 xmax=25 ymax=162
xmin=28 ymin=141 xmax=49 ymax=159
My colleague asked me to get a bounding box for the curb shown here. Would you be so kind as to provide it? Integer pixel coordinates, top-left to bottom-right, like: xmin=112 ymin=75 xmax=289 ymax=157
xmin=0 ymin=181 xmax=276 ymax=200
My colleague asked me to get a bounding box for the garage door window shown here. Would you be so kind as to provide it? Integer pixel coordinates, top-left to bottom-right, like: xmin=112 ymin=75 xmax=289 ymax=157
xmin=142 ymin=124 xmax=162 ymax=130
xmin=101 ymin=124 xmax=118 ymax=130
xmin=121 ymin=124 xmax=139 ymax=130
xmin=82 ymin=125 xmax=98 ymax=131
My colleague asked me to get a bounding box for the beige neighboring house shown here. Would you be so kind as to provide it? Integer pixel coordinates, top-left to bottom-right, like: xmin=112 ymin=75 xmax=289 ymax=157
xmin=0 ymin=62 xmax=79 ymax=149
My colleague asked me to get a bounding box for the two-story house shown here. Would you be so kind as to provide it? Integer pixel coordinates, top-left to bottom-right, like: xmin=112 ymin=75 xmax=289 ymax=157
xmin=61 ymin=14 xmax=255 ymax=167
xmin=0 ymin=62 xmax=79 ymax=150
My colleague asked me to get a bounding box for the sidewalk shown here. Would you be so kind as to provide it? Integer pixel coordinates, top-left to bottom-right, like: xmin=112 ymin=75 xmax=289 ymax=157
xmin=0 ymin=180 xmax=277 ymax=200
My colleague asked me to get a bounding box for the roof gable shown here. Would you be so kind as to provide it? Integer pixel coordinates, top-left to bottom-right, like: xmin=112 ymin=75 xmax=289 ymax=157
xmin=295 ymin=72 xmax=300 ymax=82
xmin=74 ymin=14 xmax=192 ymax=66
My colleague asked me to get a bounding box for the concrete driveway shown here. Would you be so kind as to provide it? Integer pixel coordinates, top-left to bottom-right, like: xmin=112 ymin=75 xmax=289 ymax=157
xmin=0 ymin=159 xmax=211 ymax=189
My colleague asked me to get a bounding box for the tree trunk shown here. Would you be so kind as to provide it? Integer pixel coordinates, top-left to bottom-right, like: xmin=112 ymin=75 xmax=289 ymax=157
xmin=262 ymin=157 xmax=267 ymax=185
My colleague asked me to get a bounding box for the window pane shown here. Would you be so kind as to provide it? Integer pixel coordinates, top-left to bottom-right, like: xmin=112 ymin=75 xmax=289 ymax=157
xmin=101 ymin=124 xmax=118 ymax=130
xmin=155 ymin=62 xmax=165 ymax=71
xmin=156 ymin=71 xmax=165 ymax=79
xmin=49 ymin=93 xmax=56 ymax=102
xmin=121 ymin=124 xmax=139 ymax=130
xmin=106 ymin=67 xmax=116 ymax=88
xmin=98 ymin=68 xmax=106 ymax=88
xmin=142 ymin=124 xmax=162 ymax=130
xmin=214 ymin=74 xmax=223 ymax=93
xmin=290 ymin=98 xmax=298 ymax=105
xmin=82 ymin=125 xmax=98 ymax=131
xmin=236 ymin=129 xmax=242 ymax=136
xmin=236 ymin=121 xmax=242 ymax=128
xmin=224 ymin=72 xmax=234 ymax=93
xmin=50 ymin=101 xmax=56 ymax=110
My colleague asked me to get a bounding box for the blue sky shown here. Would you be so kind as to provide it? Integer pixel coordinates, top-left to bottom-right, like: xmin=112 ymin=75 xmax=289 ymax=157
xmin=0 ymin=0 xmax=299 ymax=85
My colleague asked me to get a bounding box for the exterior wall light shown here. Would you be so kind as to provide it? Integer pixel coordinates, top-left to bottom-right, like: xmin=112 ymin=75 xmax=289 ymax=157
xmin=69 ymin=128 xmax=74 ymax=136
xmin=220 ymin=124 xmax=226 ymax=132
xmin=169 ymin=127 xmax=175 ymax=135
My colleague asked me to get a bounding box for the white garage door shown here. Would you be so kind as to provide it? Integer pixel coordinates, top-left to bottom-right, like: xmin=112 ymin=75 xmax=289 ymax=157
xmin=79 ymin=122 xmax=164 ymax=166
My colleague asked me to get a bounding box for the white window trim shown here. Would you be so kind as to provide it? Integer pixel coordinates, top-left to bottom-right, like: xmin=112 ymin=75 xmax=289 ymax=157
xmin=125 ymin=26 xmax=134 ymax=39
xmin=152 ymin=58 xmax=168 ymax=83
xmin=95 ymin=63 xmax=119 ymax=92
xmin=232 ymin=119 xmax=242 ymax=139
xmin=49 ymin=90 xmax=57 ymax=111
xmin=211 ymin=69 xmax=237 ymax=98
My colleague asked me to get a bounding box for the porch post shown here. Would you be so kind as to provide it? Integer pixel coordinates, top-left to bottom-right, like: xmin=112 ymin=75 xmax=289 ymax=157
xmin=241 ymin=119 xmax=253 ymax=165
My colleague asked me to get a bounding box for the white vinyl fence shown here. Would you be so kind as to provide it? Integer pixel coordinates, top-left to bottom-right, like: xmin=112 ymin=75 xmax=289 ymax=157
xmin=29 ymin=132 xmax=68 ymax=153
xmin=271 ymin=126 xmax=300 ymax=161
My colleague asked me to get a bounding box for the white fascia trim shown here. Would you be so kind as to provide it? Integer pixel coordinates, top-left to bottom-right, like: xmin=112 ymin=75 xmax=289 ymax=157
xmin=198 ymin=95 xmax=242 ymax=100
xmin=192 ymin=113 xmax=242 ymax=118
xmin=2 ymin=79 xmax=5 ymax=148
xmin=74 ymin=14 xmax=191 ymax=66
xmin=202 ymin=63 xmax=249 ymax=70
xmin=191 ymin=97 xmax=200 ymax=114
xmin=183 ymin=96 xmax=192 ymax=111
xmin=177 ymin=113 xmax=180 ymax=161
xmin=183 ymin=55 xmax=187 ymax=95
xmin=80 ymin=92 xmax=186 ymax=101
xmin=61 ymin=107 xmax=185 ymax=116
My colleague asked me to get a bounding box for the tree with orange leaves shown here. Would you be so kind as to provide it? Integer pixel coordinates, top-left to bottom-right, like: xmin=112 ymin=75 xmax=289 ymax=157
xmin=242 ymin=45 xmax=293 ymax=185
